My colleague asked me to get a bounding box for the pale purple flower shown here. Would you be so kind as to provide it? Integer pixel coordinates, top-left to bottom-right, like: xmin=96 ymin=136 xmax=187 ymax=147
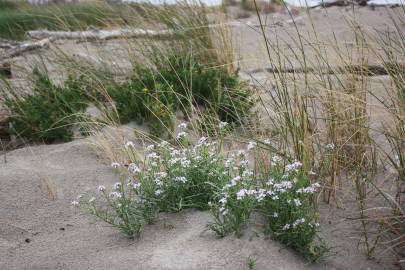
xmin=247 ymin=141 xmax=257 ymax=151
xmin=224 ymin=158 xmax=234 ymax=168
xmin=146 ymin=144 xmax=155 ymax=152
xmin=125 ymin=141 xmax=135 ymax=149
xmin=271 ymin=155 xmax=282 ymax=164
xmin=71 ymin=200 xmax=79 ymax=206
xmin=285 ymin=160 xmax=302 ymax=172
xmin=256 ymin=189 xmax=267 ymax=202
xmin=110 ymin=191 xmax=122 ymax=199
xmin=236 ymin=188 xmax=248 ymax=200
xmin=240 ymin=160 xmax=249 ymax=167
xmin=242 ymin=170 xmax=253 ymax=177
xmin=180 ymin=158 xmax=190 ymax=168
xmin=198 ymin=136 xmax=207 ymax=145
xmin=111 ymin=162 xmax=120 ymax=168
xmin=132 ymin=183 xmax=141 ymax=189
xmin=176 ymin=131 xmax=188 ymax=139
xmin=175 ymin=176 xmax=187 ymax=183
xmin=159 ymin=140 xmax=169 ymax=147
xmin=128 ymin=163 xmax=141 ymax=174
xmin=219 ymin=197 xmax=227 ymax=205
xmin=147 ymin=152 xmax=159 ymax=160
xmin=219 ymin=121 xmax=228 ymax=129
xmin=292 ymin=218 xmax=305 ymax=228
xmin=178 ymin=122 xmax=187 ymax=129
xmin=113 ymin=182 xmax=121 ymax=190
xmin=325 ymin=143 xmax=335 ymax=150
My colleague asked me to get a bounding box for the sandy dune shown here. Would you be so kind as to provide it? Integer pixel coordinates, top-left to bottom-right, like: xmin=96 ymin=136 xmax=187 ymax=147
xmin=0 ymin=139 xmax=392 ymax=270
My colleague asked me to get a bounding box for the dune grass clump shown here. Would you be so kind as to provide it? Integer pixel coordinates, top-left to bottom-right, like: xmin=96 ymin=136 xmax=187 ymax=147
xmin=1 ymin=69 xmax=88 ymax=143
xmin=372 ymin=21 xmax=405 ymax=260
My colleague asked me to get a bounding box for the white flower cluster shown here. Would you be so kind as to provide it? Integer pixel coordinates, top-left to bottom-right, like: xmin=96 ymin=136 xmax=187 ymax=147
xmin=296 ymin=183 xmax=320 ymax=194
xmin=219 ymin=121 xmax=228 ymax=129
xmin=125 ymin=141 xmax=135 ymax=149
xmin=146 ymin=144 xmax=155 ymax=152
xmin=178 ymin=122 xmax=187 ymax=129
xmin=176 ymin=131 xmax=188 ymax=140
xmin=218 ymin=193 xmax=229 ymax=215
xmin=285 ymin=160 xmax=302 ymax=173
xmin=111 ymin=162 xmax=120 ymax=169
xmin=271 ymin=155 xmax=282 ymax=165
xmin=282 ymin=217 xmax=307 ymax=230
xmin=325 ymin=143 xmax=335 ymax=150
xmin=110 ymin=191 xmax=122 ymax=200
xmin=235 ymin=188 xmax=257 ymax=200
xmin=71 ymin=194 xmax=82 ymax=206
xmin=128 ymin=163 xmax=141 ymax=174
xmin=175 ymin=176 xmax=187 ymax=183
xmin=247 ymin=141 xmax=257 ymax=151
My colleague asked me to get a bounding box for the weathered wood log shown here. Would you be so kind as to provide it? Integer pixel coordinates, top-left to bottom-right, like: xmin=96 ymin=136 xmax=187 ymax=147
xmin=0 ymin=38 xmax=20 ymax=49
xmin=0 ymin=38 xmax=51 ymax=64
xmin=248 ymin=63 xmax=405 ymax=76
xmin=27 ymin=28 xmax=174 ymax=41
xmin=0 ymin=42 xmax=19 ymax=50
xmin=310 ymin=0 xmax=358 ymax=8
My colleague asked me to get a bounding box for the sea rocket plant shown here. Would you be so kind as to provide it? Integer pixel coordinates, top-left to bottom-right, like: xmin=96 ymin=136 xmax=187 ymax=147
xmin=73 ymin=124 xmax=326 ymax=261
xmin=208 ymin=147 xmax=326 ymax=261
xmin=74 ymin=124 xmax=229 ymax=234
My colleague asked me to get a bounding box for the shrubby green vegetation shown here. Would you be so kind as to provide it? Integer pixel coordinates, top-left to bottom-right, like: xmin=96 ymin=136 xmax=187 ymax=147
xmin=3 ymin=69 xmax=87 ymax=142
xmin=109 ymin=53 xmax=254 ymax=137
xmin=1 ymin=53 xmax=254 ymax=142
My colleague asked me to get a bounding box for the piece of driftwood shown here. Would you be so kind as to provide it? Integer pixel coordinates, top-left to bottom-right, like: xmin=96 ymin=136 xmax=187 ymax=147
xmin=0 ymin=38 xmax=51 ymax=64
xmin=0 ymin=42 xmax=19 ymax=50
xmin=248 ymin=63 xmax=405 ymax=76
xmin=311 ymin=0 xmax=353 ymax=8
xmin=27 ymin=28 xmax=174 ymax=41
xmin=0 ymin=38 xmax=20 ymax=49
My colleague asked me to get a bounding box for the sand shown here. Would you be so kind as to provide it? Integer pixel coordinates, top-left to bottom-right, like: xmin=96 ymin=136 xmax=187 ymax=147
xmin=0 ymin=138 xmax=392 ymax=270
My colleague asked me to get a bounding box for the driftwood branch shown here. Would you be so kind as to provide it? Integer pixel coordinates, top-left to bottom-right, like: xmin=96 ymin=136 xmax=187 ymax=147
xmin=310 ymin=0 xmax=401 ymax=8
xmin=0 ymin=39 xmax=21 ymax=50
xmin=311 ymin=0 xmax=355 ymax=8
xmin=0 ymin=38 xmax=51 ymax=64
xmin=27 ymin=28 xmax=174 ymax=41
xmin=248 ymin=64 xmax=405 ymax=76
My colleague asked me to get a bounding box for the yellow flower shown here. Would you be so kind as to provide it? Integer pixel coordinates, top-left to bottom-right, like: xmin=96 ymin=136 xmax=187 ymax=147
xmin=143 ymin=87 xmax=148 ymax=93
